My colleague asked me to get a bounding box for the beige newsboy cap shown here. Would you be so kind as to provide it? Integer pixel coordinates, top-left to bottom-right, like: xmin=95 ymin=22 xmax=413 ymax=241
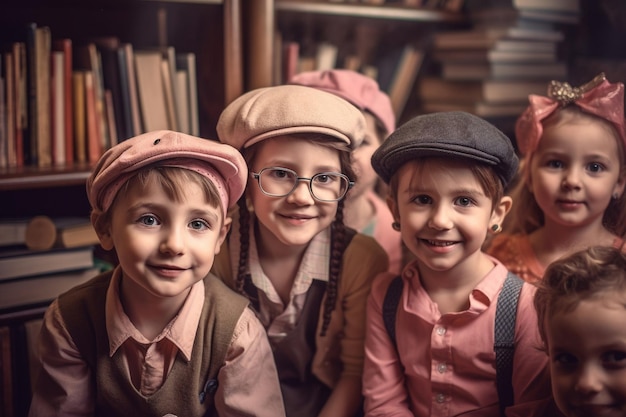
xmin=216 ymin=85 xmax=366 ymax=150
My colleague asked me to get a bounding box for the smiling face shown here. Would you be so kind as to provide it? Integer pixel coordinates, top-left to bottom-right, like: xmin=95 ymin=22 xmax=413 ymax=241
xmin=388 ymin=157 xmax=510 ymax=278
xmin=547 ymin=292 xmax=626 ymax=417
xmin=98 ymin=170 xmax=230 ymax=306
xmin=347 ymin=112 xmax=383 ymax=201
xmin=528 ymin=114 xmax=625 ymax=232
xmin=247 ymin=135 xmax=343 ymax=250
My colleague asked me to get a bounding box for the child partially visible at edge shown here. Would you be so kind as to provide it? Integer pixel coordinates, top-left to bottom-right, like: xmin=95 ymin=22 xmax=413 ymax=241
xmin=212 ymin=85 xmax=389 ymax=417
xmin=28 ymin=130 xmax=285 ymax=417
xmin=486 ymin=73 xmax=626 ymax=283
xmin=364 ymin=111 xmax=560 ymax=416
xmin=290 ymin=69 xmax=403 ymax=274
xmin=534 ymin=245 xmax=626 ymax=417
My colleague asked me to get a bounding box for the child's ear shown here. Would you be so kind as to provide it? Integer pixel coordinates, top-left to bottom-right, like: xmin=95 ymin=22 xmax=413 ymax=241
xmin=214 ymin=216 xmax=232 ymax=254
xmin=490 ymin=195 xmax=513 ymax=228
xmin=613 ymin=169 xmax=626 ymax=199
xmin=386 ymin=194 xmax=400 ymax=224
xmin=90 ymin=211 xmax=114 ymax=251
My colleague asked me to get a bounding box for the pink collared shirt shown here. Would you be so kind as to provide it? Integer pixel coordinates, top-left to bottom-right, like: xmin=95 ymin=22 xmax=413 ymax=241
xmin=28 ymin=268 xmax=285 ymax=417
xmin=363 ymin=258 xmax=556 ymax=417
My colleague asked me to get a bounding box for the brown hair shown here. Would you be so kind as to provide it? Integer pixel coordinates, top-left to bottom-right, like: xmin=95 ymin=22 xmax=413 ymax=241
xmin=505 ymin=106 xmax=626 ymax=236
xmin=235 ymin=133 xmax=356 ymax=336
xmin=534 ymin=245 xmax=626 ymax=348
xmin=387 ymin=157 xmax=505 ymax=209
xmin=92 ymin=166 xmax=223 ymax=231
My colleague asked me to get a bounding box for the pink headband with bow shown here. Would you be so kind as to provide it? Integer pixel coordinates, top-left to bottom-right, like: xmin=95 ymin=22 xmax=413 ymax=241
xmin=515 ymin=73 xmax=626 ymax=157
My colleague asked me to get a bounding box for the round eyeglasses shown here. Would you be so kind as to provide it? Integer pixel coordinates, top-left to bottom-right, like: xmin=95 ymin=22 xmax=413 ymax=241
xmin=251 ymin=167 xmax=354 ymax=202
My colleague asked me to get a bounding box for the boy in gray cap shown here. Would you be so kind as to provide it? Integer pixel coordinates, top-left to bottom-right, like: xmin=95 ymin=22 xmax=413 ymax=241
xmin=29 ymin=130 xmax=285 ymax=417
xmin=363 ymin=112 xmax=560 ymax=417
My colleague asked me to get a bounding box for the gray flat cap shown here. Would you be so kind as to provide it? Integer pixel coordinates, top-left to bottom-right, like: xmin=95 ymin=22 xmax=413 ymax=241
xmin=371 ymin=111 xmax=519 ymax=186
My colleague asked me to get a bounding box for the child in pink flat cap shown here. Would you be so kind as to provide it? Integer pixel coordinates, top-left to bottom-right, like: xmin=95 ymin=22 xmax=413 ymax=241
xmin=28 ymin=130 xmax=285 ymax=417
xmin=290 ymin=69 xmax=403 ymax=275
xmin=213 ymin=84 xmax=389 ymax=417
xmin=486 ymin=73 xmax=626 ymax=283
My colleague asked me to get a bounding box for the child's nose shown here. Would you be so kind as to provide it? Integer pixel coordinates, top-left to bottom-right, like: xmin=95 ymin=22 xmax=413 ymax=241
xmin=561 ymin=168 xmax=582 ymax=189
xmin=287 ymin=180 xmax=315 ymax=205
xmin=428 ymin=205 xmax=453 ymax=230
xmin=574 ymin=364 xmax=603 ymax=395
xmin=160 ymin=227 xmax=185 ymax=255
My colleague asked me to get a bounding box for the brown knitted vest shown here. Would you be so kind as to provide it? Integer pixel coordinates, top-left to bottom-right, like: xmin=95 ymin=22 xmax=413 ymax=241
xmin=58 ymin=270 xmax=249 ymax=417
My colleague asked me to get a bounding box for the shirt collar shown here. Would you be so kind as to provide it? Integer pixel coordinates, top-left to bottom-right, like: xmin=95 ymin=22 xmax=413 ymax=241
xmin=230 ymin=212 xmax=331 ymax=300
xmin=105 ymin=266 xmax=204 ymax=361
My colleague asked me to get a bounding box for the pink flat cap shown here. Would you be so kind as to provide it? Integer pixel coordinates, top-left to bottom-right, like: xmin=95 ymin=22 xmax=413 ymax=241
xmin=87 ymin=130 xmax=248 ymax=215
xmin=216 ymin=84 xmax=366 ymax=150
xmin=290 ymin=69 xmax=396 ymax=136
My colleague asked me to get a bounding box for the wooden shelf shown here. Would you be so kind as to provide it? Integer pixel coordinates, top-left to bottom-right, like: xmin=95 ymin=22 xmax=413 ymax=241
xmin=143 ymin=0 xmax=223 ymax=4
xmin=275 ymin=0 xmax=464 ymax=22
xmin=0 ymin=165 xmax=93 ymax=191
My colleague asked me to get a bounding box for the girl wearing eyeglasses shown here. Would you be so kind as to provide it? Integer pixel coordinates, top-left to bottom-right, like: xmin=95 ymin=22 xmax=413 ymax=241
xmin=212 ymin=85 xmax=389 ymax=417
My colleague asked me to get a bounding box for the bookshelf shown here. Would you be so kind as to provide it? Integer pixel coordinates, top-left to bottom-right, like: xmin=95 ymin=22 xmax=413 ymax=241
xmin=0 ymin=0 xmax=243 ymax=210
xmin=253 ymin=0 xmax=467 ymax=124
xmin=0 ymin=1 xmax=242 ymax=414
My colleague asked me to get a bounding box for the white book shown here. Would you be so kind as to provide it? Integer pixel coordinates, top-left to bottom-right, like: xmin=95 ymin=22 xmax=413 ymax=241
xmin=175 ymin=69 xmax=190 ymax=134
xmin=134 ymin=50 xmax=170 ymax=132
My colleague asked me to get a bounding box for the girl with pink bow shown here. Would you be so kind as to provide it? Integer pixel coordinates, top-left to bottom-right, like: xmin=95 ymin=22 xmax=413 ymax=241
xmin=486 ymin=73 xmax=626 ymax=283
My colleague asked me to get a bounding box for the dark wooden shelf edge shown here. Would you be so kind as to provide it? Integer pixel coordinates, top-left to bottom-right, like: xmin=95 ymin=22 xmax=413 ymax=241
xmin=141 ymin=0 xmax=223 ymax=4
xmin=275 ymin=0 xmax=465 ymax=22
xmin=0 ymin=165 xmax=93 ymax=190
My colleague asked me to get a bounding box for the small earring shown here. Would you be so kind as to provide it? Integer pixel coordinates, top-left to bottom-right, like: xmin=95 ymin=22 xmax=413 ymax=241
xmin=392 ymin=222 xmax=401 ymax=231
xmin=491 ymin=224 xmax=502 ymax=233
xmin=613 ymin=193 xmax=620 ymax=200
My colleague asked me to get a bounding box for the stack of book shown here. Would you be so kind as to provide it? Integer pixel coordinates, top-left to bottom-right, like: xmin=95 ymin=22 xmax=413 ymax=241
xmin=0 ymin=216 xmax=102 ymax=312
xmin=0 ymin=24 xmax=200 ymax=170
xmin=418 ymin=0 xmax=580 ymax=119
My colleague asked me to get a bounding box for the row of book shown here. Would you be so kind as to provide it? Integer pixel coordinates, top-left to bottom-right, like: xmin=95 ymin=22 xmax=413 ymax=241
xmin=275 ymin=31 xmax=425 ymax=122
xmin=416 ymin=0 xmax=581 ymax=118
xmin=0 ymin=22 xmax=200 ymax=169
xmin=0 ymin=216 xmax=103 ymax=312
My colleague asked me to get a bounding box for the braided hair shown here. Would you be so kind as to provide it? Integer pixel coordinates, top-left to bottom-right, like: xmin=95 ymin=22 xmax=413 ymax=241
xmin=235 ymin=134 xmax=356 ymax=336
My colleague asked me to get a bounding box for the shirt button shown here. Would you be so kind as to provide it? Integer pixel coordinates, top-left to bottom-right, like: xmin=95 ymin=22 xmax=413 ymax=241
xmin=436 ymin=393 xmax=446 ymax=403
xmin=437 ymin=363 xmax=447 ymax=373
xmin=436 ymin=327 xmax=446 ymax=336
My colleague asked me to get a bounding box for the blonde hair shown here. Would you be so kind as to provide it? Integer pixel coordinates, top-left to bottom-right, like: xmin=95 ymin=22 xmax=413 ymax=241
xmin=504 ymin=106 xmax=626 ymax=236
xmin=534 ymin=245 xmax=626 ymax=348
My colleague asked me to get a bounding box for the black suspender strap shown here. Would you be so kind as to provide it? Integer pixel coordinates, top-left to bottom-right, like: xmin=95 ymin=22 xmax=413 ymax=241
xmin=382 ymin=271 xmax=524 ymax=416
xmin=382 ymin=275 xmax=403 ymax=347
xmin=494 ymin=272 xmax=524 ymax=416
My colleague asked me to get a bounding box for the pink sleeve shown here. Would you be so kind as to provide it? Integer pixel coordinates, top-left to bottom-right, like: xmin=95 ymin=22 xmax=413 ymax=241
xmin=28 ymin=299 xmax=95 ymax=417
xmin=362 ymin=272 xmax=414 ymax=417
xmin=215 ymin=307 xmax=286 ymax=417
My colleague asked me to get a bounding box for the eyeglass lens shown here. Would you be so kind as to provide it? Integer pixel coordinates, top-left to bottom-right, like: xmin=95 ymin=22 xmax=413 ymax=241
xmin=258 ymin=168 xmax=349 ymax=201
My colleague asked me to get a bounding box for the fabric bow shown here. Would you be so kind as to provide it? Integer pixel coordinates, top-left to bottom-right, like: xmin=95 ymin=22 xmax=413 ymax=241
xmin=515 ymin=73 xmax=626 ymax=157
